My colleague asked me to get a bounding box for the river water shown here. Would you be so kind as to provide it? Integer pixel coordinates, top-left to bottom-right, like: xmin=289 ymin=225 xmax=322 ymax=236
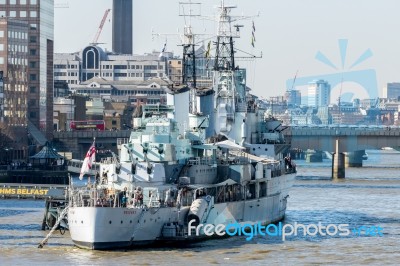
xmin=1 ymin=150 xmax=399 ymax=265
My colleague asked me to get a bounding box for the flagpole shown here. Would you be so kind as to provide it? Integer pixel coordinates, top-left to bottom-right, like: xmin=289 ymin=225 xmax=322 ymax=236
xmin=89 ymin=137 xmax=96 ymax=186
xmin=79 ymin=137 xmax=97 ymax=181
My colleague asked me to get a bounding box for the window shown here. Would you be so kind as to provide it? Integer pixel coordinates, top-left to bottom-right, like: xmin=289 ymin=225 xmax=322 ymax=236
xmin=20 ymin=11 xmax=26 ymax=17
xmin=9 ymin=11 xmax=16 ymax=17
xmin=20 ymin=0 xmax=27 ymax=4
xmin=29 ymin=61 xmax=36 ymax=68
xmin=30 ymin=0 xmax=37 ymax=5
xmin=29 ymin=86 xmax=36 ymax=93
xmin=115 ymin=73 xmax=127 ymax=77
xmin=30 ymin=36 xmax=36 ymax=43
xmin=30 ymin=24 xmax=37 ymax=30
xmin=29 ymin=74 xmax=36 ymax=81
xmin=0 ymin=44 xmax=3 ymax=51
xmin=30 ymin=11 xmax=37 ymax=17
xmin=30 ymin=49 xmax=36 ymax=55
xmin=29 ymin=112 xmax=36 ymax=118
xmin=29 ymin=99 xmax=36 ymax=107
xmin=0 ymin=57 xmax=4 ymax=64
xmin=144 ymin=65 xmax=157 ymax=70
xmin=114 ymin=65 xmax=127 ymax=69
xmin=0 ymin=0 xmax=5 ymax=4
xmin=0 ymin=11 xmax=5 ymax=17
xmin=10 ymin=0 xmax=16 ymax=4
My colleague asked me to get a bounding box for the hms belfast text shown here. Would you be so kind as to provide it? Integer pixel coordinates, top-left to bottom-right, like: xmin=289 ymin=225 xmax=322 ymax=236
xmin=67 ymin=0 xmax=296 ymax=250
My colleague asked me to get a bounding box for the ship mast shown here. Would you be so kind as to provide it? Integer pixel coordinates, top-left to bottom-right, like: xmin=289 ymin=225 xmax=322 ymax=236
xmin=211 ymin=0 xmax=257 ymax=143
xmin=214 ymin=0 xmax=238 ymax=71
xmin=180 ymin=1 xmax=201 ymax=114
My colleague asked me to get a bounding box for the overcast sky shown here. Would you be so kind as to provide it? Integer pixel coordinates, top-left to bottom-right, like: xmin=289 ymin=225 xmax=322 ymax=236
xmin=54 ymin=0 xmax=400 ymax=101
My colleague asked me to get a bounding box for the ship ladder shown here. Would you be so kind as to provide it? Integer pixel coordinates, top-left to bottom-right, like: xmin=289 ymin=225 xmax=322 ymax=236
xmin=37 ymin=205 xmax=69 ymax=248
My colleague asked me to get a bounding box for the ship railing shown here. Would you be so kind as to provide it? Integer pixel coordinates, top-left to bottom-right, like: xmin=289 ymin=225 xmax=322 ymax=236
xmin=69 ymin=186 xmax=179 ymax=209
xmin=223 ymin=152 xmax=249 ymax=165
xmin=117 ymin=138 xmax=130 ymax=146
xmin=188 ymin=157 xmax=214 ymax=166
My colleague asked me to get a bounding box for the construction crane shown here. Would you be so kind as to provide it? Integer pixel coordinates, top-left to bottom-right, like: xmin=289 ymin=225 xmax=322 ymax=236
xmin=92 ymin=9 xmax=111 ymax=45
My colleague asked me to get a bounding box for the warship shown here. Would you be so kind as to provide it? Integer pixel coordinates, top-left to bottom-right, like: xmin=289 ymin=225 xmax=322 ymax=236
xmin=67 ymin=1 xmax=296 ymax=249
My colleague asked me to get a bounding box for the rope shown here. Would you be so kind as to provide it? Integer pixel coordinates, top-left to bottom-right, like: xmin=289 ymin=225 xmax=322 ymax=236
xmin=131 ymin=208 xmax=146 ymax=240
xmin=38 ymin=205 xmax=69 ymax=248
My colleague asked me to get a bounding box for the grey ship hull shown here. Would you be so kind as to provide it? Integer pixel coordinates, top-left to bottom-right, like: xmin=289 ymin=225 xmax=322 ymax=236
xmin=68 ymin=173 xmax=295 ymax=250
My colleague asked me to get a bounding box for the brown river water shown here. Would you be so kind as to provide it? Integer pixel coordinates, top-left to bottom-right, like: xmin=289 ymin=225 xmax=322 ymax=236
xmin=1 ymin=150 xmax=399 ymax=265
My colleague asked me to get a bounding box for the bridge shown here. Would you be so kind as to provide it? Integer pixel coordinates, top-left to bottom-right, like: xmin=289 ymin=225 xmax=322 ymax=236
xmin=53 ymin=126 xmax=400 ymax=159
xmin=284 ymin=126 xmax=400 ymax=152
xmin=284 ymin=125 xmax=400 ymax=178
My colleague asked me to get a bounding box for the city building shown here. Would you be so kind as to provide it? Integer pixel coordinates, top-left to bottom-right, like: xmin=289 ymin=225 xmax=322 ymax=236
xmin=70 ymin=76 xmax=169 ymax=105
xmin=360 ymin=98 xmax=378 ymax=109
xmin=54 ymin=80 xmax=69 ymax=97
xmin=103 ymin=101 xmax=133 ymax=130
xmin=316 ymin=106 xmax=331 ymax=125
xmin=0 ymin=18 xmax=28 ymax=126
xmin=54 ymin=44 xmax=214 ymax=90
xmin=53 ymin=95 xmax=86 ymax=131
xmin=54 ymin=52 xmax=80 ymax=85
xmin=383 ymin=82 xmax=400 ymax=100
xmin=0 ymin=17 xmax=30 ymax=160
xmin=285 ymin=89 xmax=301 ymax=107
xmin=54 ymin=46 xmax=172 ymax=84
xmin=307 ymin=79 xmax=330 ymax=107
xmin=112 ymin=0 xmax=132 ymax=54
xmin=168 ymin=58 xmax=182 ymax=85
xmin=85 ymin=97 xmax=104 ymax=121
xmin=329 ymin=104 xmax=364 ymax=125
xmin=0 ymin=70 xmax=3 ymax=122
xmin=0 ymin=0 xmax=54 ymax=140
